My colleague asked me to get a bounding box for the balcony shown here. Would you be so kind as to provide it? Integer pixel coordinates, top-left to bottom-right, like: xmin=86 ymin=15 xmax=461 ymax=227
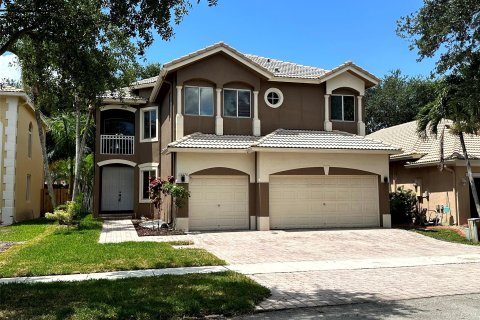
xmin=100 ymin=135 xmax=135 ymax=155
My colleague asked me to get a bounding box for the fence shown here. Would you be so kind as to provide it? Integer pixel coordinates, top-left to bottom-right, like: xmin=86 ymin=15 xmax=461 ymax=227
xmin=41 ymin=189 xmax=70 ymax=215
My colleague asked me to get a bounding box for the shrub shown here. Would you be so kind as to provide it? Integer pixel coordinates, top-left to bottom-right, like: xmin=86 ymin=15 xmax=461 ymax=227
xmin=390 ymin=186 xmax=418 ymax=225
xmin=45 ymin=209 xmax=73 ymax=225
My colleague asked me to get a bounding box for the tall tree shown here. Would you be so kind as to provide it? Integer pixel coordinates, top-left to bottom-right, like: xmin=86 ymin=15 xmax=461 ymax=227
xmin=364 ymin=70 xmax=437 ymax=133
xmin=398 ymin=0 xmax=480 ymax=217
xmin=1 ymin=0 xmax=217 ymax=208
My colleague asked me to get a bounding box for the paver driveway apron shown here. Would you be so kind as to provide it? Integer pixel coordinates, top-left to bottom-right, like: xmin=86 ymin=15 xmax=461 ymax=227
xmin=194 ymin=228 xmax=480 ymax=311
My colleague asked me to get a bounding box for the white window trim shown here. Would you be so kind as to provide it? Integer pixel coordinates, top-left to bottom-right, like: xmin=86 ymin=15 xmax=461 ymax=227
xmin=223 ymin=88 xmax=252 ymax=118
xmin=140 ymin=106 xmax=159 ymax=143
xmin=184 ymin=86 xmax=214 ymax=117
xmin=331 ymin=94 xmax=356 ymax=122
xmin=264 ymin=88 xmax=284 ymax=108
xmin=139 ymin=164 xmax=159 ymax=203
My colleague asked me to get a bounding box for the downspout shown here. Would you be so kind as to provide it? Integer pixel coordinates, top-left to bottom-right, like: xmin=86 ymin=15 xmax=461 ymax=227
xmin=444 ymin=166 xmax=458 ymax=225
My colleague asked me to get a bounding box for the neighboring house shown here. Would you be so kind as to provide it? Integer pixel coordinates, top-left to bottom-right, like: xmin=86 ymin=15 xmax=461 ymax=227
xmin=94 ymin=42 xmax=399 ymax=231
xmin=0 ymin=86 xmax=44 ymax=225
xmin=368 ymin=120 xmax=480 ymax=225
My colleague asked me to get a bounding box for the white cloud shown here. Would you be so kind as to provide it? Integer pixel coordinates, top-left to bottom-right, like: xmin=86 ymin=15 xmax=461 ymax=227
xmin=0 ymin=54 xmax=21 ymax=82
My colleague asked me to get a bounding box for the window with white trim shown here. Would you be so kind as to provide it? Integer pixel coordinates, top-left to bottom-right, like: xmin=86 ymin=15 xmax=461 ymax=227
xmin=26 ymin=174 xmax=31 ymax=202
xmin=264 ymin=88 xmax=283 ymax=108
xmin=331 ymin=95 xmax=355 ymax=121
xmin=140 ymin=107 xmax=158 ymax=142
xmin=223 ymin=89 xmax=251 ymax=118
xmin=139 ymin=166 xmax=158 ymax=202
xmin=28 ymin=122 xmax=33 ymax=159
xmin=184 ymin=86 xmax=214 ymax=116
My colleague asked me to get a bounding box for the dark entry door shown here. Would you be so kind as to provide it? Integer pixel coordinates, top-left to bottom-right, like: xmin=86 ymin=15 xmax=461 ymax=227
xmin=469 ymin=178 xmax=480 ymax=218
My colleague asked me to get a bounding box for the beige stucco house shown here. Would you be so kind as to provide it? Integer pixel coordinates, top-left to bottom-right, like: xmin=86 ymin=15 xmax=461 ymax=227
xmin=94 ymin=42 xmax=399 ymax=231
xmin=0 ymin=86 xmax=44 ymax=225
xmin=368 ymin=120 xmax=480 ymax=225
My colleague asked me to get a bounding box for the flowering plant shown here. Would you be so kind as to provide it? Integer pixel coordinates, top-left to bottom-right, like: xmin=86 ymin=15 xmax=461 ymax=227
xmin=149 ymin=176 xmax=190 ymax=209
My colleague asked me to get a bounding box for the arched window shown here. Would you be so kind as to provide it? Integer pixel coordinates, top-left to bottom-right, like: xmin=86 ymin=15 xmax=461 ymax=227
xmin=28 ymin=123 xmax=33 ymax=159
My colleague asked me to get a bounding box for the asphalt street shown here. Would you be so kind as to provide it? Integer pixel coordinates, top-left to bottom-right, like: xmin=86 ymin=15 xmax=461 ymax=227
xmin=236 ymin=293 xmax=480 ymax=319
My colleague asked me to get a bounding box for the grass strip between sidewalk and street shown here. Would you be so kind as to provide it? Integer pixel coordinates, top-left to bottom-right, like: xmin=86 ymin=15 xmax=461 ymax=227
xmin=0 ymin=271 xmax=270 ymax=320
xmin=0 ymin=214 xmax=225 ymax=277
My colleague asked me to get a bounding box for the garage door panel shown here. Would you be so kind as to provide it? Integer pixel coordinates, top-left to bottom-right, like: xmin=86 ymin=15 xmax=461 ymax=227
xmin=270 ymin=175 xmax=379 ymax=229
xmin=189 ymin=176 xmax=249 ymax=231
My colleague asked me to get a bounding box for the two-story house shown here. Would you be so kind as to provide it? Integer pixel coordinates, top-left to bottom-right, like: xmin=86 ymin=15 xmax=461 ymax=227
xmin=94 ymin=42 xmax=399 ymax=231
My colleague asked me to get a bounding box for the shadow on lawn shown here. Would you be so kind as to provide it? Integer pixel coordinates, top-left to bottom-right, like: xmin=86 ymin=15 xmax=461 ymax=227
xmin=0 ymin=272 xmax=268 ymax=320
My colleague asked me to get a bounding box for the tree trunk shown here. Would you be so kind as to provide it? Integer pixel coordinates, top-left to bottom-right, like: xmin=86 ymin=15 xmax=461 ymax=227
xmin=71 ymin=107 xmax=92 ymax=201
xmin=460 ymin=131 xmax=480 ymax=217
xmin=34 ymin=108 xmax=56 ymax=209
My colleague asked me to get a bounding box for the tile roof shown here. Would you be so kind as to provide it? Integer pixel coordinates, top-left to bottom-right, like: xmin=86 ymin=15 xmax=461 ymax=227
xmin=0 ymin=84 xmax=23 ymax=93
xmin=168 ymin=132 xmax=260 ymax=149
xmin=132 ymin=76 xmax=158 ymax=86
xmin=167 ymin=129 xmax=399 ymax=153
xmin=254 ymin=129 xmax=399 ymax=151
xmin=99 ymin=87 xmax=145 ymax=101
xmin=243 ymin=55 xmax=327 ymax=79
xmin=367 ymin=120 xmax=480 ymax=166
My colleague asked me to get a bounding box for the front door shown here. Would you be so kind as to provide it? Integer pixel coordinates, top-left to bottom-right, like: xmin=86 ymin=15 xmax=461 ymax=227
xmin=469 ymin=178 xmax=480 ymax=218
xmin=101 ymin=166 xmax=134 ymax=212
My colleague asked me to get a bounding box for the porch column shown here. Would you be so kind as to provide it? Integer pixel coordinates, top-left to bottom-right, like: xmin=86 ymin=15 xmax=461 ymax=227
xmin=357 ymin=95 xmax=365 ymax=136
xmin=324 ymin=94 xmax=332 ymax=131
xmin=175 ymin=85 xmax=184 ymax=140
xmin=215 ymin=88 xmax=223 ymax=135
xmin=252 ymin=90 xmax=261 ymax=136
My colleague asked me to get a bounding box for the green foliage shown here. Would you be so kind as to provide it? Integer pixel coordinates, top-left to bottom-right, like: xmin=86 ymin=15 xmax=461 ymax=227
xmin=137 ymin=62 xmax=162 ymax=79
xmin=364 ymin=70 xmax=437 ymax=133
xmin=0 ymin=214 xmax=225 ymax=277
xmin=45 ymin=209 xmax=73 ymax=226
xmin=397 ymin=0 xmax=480 ymax=74
xmin=390 ymin=187 xmax=418 ymax=225
xmin=0 ymin=272 xmax=269 ymax=320
xmin=149 ymin=176 xmax=191 ymax=209
xmin=414 ymin=228 xmax=479 ymax=246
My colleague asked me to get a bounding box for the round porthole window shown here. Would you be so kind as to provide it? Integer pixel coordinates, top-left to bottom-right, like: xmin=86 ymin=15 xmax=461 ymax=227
xmin=264 ymin=88 xmax=284 ymax=108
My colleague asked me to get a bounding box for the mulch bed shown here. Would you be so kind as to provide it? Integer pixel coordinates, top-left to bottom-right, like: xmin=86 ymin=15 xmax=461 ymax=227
xmin=132 ymin=222 xmax=185 ymax=237
xmin=395 ymin=224 xmax=466 ymax=237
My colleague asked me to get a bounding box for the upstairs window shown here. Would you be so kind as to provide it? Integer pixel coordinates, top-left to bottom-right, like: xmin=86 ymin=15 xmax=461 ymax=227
xmin=140 ymin=107 xmax=158 ymax=142
xmin=28 ymin=123 xmax=33 ymax=159
xmin=184 ymin=86 xmax=214 ymax=116
xmin=331 ymin=95 xmax=355 ymax=121
xmin=223 ymin=89 xmax=251 ymax=118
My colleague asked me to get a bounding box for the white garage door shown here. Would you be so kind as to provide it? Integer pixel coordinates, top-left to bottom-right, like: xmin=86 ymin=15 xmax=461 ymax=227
xmin=189 ymin=175 xmax=249 ymax=230
xmin=270 ymin=175 xmax=379 ymax=229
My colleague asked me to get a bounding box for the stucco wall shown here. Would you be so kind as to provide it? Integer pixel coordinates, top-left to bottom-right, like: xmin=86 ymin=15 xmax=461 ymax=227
xmin=14 ymin=103 xmax=43 ymax=221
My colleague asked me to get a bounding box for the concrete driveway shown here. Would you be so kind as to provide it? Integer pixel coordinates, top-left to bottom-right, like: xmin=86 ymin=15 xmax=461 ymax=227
xmin=194 ymin=228 xmax=480 ymax=312
xmin=195 ymin=228 xmax=480 ymax=264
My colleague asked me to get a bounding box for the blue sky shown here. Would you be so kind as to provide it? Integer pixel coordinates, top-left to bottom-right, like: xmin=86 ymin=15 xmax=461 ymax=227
xmin=143 ymin=0 xmax=436 ymax=78
xmin=1 ymin=1 xmax=436 ymax=82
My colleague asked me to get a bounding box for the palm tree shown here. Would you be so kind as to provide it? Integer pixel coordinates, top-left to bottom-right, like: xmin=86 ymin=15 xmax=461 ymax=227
xmin=417 ymin=59 xmax=480 ymax=218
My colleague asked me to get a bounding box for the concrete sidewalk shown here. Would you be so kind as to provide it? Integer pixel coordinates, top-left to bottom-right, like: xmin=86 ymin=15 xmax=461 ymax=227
xmin=2 ymin=253 xmax=480 ymax=285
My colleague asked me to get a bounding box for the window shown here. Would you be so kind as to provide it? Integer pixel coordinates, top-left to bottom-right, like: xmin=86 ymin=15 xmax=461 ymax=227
xmin=28 ymin=123 xmax=33 ymax=159
xmin=264 ymin=88 xmax=284 ymax=108
xmin=223 ymin=89 xmax=251 ymax=117
xmin=331 ymin=95 xmax=355 ymax=121
xmin=184 ymin=86 xmax=214 ymax=116
xmin=26 ymin=174 xmax=31 ymax=202
xmin=139 ymin=164 xmax=158 ymax=203
xmin=140 ymin=107 xmax=158 ymax=142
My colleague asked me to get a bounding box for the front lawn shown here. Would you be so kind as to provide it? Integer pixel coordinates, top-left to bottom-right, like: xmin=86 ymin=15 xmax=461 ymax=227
xmin=413 ymin=228 xmax=480 ymax=245
xmin=0 ymin=271 xmax=270 ymax=320
xmin=0 ymin=215 xmax=224 ymax=277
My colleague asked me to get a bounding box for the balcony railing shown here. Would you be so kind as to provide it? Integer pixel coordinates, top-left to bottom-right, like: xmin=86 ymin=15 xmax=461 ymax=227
xmin=100 ymin=135 xmax=135 ymax=155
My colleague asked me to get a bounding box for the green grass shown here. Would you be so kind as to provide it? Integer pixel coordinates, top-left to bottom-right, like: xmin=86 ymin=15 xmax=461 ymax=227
xmin=0 ymin=219 xmax=54 ymax=242
xmin=0 ymin=271 xmax=270 ymax=320
xmin=0 ymin=215 xmax=225 ymax=277
xmin=413 ymin=228 xmax=480 ymax=245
